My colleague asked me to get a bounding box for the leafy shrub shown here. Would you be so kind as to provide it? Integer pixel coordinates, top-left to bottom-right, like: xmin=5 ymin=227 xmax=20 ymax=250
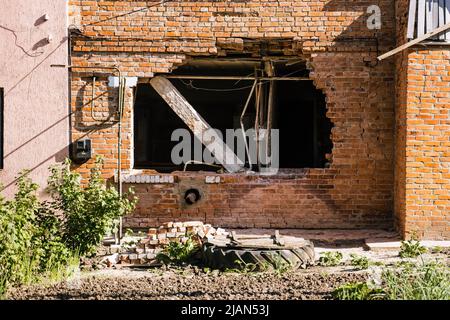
xmin=47 ymin=157 xmax=137 ymax=256
xmin=32 ymin=202 xmax=71 ymax=273
xmin=350 ymin=254 xmax=370 ymax=270
xmin=332 ymin=282 xmax=385 ymax=300
xmin=270 ymin=255 xmax=292 ymax=275
xmin=156 ymin=236 xmax=200 ymax=265
xmin=399 ymin=238 xmax=427 ymax=258
xmin=0 ymin=157 xmax=137 ymax=296
xmin=0 ymin=173 xmax=41 ymax=294
xmin=319 ymin=251 xmax=343 ymax=266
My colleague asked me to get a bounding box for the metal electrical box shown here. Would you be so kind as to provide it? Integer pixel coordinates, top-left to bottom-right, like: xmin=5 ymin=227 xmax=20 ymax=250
xmin=72 ymin=139 xmax=92 ymax=163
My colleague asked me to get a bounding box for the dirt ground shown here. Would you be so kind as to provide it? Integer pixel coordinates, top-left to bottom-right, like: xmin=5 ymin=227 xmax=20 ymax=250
xmin=6 ymin=267 xmax=368 ymax=300
xmin=5 ymin=229 xmax=449 ymax=300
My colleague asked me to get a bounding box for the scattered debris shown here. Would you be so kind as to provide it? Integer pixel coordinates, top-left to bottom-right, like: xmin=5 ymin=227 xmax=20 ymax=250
xmin=96 ymin=221 xmax=230 ymax=268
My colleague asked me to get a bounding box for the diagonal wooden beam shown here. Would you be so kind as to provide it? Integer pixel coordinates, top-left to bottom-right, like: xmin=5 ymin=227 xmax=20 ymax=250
xmin=378 ymin=21 xmax=450 ymax=60
xmin=150 ymin=76 xmax=244 ymax=173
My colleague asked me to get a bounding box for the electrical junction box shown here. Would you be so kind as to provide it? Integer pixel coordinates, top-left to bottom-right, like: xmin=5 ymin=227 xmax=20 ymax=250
xmin=72 ymin=139 xmax=92 ymax=164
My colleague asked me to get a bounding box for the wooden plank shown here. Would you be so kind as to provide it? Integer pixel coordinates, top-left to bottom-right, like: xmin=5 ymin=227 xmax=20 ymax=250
xmin=433 ymin=0 xmax=440 ymax=39
xmin=418 ymin=0 xmax=426 ymax=36
xmin=445 ymin=0 xmax=450 ymax=39
xmin=408 ymin=0 xmax=418 ymax=39
xmin=439 ymin=0 xmax=445 ymax=39
xmin=426 ymin=0 xmax=434 ymax=33
xmin=378 ymin=21 xmax=450 ymax=60
xmin=150 ymin=76 xmax=243 ymax=173
xmin=433 ymin=0 xmax=440 ymax=28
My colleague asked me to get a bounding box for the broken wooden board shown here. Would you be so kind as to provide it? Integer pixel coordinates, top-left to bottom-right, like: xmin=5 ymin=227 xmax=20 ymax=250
xmin=150 ymin=76 xmax=243 ymax=173
xmin=205 ymin=232 xmax=310 ymax=250
xmin=378 ymin=21 xmax=450 ymax=60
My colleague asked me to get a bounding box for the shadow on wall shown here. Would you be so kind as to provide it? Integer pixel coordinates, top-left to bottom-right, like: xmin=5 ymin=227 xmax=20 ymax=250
xmin=0 ymin=147 xmax=68 ymax=192
xmin=3 ymin=36 xmax=68 ymax=97
xmin=73 ymin=0 xmax=396 ymax=228
xmin=322 ymin=0 xmax=393 ymax=54
xmin=3 ymin=114 xmax=71 ymax=161
xmin=73 ymin=76 xmax=120 ymax=132
xmin=0 ymin=26 xmax=69 ymax=193
xmin=0 ymin=24 xmax=45 ymax=58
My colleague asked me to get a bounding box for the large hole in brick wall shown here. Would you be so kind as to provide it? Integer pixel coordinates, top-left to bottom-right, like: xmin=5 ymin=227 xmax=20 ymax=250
xmin=134 ymin=59 xmax=333 ymax=172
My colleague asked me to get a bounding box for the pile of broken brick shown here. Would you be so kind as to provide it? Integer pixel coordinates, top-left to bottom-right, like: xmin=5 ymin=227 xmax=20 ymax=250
xmin=145 ymin=221 xmax=228 ymax=247
xmin=100 ymin=221 xmax=229 ymax=267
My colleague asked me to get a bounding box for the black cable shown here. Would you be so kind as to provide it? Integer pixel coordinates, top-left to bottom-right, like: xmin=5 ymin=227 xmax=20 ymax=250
xmin=177 ymin=69 xmax=307 ymax=92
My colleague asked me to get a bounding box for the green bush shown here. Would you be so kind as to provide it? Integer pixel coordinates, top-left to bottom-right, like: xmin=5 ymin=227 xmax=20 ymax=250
xmin=156 ymin=236 xmax=200 ymax=265
xmin=399 ymin=238 xmax=427 ymax=258
xmin=0 ymin=173 xmax=41 ymax=295
xmin=0 ymin=157 xmax=137 ymax=296
xmin=47 ymin=158 xmax=137 ymax=256
xmin=319 ymin=251 xmax=343 ymax=267
xmin=350 ymin=254 xmax=370 ymax=270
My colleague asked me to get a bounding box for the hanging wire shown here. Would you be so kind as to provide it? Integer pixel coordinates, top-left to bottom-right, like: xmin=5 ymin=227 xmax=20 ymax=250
xmin=179 ymin=79 xmax=256 ymax=92
xmin=177 ymin=69 xmax=307 ymax=92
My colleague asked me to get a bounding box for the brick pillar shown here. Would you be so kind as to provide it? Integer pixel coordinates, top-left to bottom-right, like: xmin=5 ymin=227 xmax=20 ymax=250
xmin=395 ymin=48 xmax=450 ymax=240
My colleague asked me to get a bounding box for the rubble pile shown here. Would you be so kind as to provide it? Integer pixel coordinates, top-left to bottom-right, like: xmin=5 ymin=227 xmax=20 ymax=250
xmin=103 ymin=221 xmax=228 ymax=266
xmin=145 ymin=221 xmax=229 ymax=247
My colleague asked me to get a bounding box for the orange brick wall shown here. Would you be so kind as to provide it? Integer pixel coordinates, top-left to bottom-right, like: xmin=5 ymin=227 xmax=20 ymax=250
xmin=394 ymin=0 xmax=450 ymax=240
xmin=397 ymin=48 xmax=450 ymax=240
xmin=69 ymin=1 xmax=397 ymax=231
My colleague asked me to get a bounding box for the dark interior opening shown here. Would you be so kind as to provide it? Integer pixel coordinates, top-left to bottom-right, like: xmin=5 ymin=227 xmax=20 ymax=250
xmin=277 ymin=81 xmax=333 ymax=168
xmin=133 ymin=59 xmax=333 ymax=172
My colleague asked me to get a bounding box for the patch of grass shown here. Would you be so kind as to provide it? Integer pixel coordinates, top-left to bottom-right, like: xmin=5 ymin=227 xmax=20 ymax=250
xmin=121 ymin=239 xmax=137 ymax=251
xmin=124 ymin=228 xmax=134 ymax=237
xmin=156 ymin=236 xmax=200 ymax=265
xmin=332 ymin=282 xmax=385 ymax=300
xmin=382 ymin=261 xmax=450 ymax=300
xmin=270 ymin=256 xmax=292 ymax=275
xmin=39 ymin=252 xmax=80 ymax=285
xmin=350 ymin=254 xmax=370 ymax=270
xmin=318 ymin=251 xmax=343 ymax=267
xmin=431 ymin=246 xmax=444 ymax=254
xmin=399 ymin=238 xmax=427 ymax=258
xmin=203 ymin=267 xmax=211 ymax=274
xmin=334 ymin=261 xmax=450 ymax=300
xmin=394 ymin=260 xmax=416 ymax=268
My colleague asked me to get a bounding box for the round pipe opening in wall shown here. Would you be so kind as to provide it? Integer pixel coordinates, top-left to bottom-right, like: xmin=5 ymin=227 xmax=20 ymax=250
xmin=184 ymin=188 xmax=201 ymax=205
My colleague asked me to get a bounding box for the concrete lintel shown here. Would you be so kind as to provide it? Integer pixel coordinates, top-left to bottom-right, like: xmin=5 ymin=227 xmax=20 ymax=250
xmin=365 ymin=239 xmax=450 ymax=251
xmin=108 ymin=76 xmax=138 ymax=88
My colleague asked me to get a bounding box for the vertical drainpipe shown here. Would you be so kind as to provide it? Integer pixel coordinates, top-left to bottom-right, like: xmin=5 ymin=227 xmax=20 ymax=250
xmin=117 ymin=77 xmax=125 ymax=242
xmin=67 ymin=28 xmax=73 ymax=160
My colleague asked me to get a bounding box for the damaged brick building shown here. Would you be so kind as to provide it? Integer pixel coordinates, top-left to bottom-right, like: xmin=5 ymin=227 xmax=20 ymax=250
xmin=65 ymin=0 xmax=448 ymax=240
